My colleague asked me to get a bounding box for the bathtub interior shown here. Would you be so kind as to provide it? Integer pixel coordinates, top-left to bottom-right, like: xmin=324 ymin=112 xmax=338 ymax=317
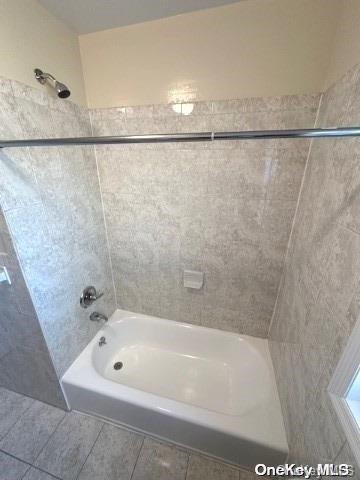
xmin=92 ymin=315 xmax=272 ymax=416
xmin=61 ymin=309 xmax=288 ymax=468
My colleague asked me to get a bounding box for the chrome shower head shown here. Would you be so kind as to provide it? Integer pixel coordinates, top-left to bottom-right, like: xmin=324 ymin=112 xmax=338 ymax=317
xmin=34 ymin=68 xmax=71 ymax=99
xmin=55 ymin=81 xmax=71 ymax=99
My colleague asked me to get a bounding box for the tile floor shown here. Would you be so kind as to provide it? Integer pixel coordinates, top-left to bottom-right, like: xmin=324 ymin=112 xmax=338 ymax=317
xmin=0 ymin=387 xmax=259 ymax=480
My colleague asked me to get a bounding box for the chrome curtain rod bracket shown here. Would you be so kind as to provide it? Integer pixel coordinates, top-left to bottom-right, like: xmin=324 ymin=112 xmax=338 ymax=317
xmin=1 ymin=127 xmax=360 ymax=148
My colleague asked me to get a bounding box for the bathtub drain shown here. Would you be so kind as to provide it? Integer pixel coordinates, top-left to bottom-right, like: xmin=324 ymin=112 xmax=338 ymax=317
xmin=114 ymin=362 xmax=123 ymax=370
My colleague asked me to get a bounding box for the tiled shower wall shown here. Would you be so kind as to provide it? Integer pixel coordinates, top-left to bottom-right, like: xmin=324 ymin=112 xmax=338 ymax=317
xmin=0 ymin=77 xmax=116 ymax=378
xmin=90 ymin=96 xmax=319 ymax=336
xmin=0 ymin=75 xmax=321 ymax=404
xmin=269 ymin=64 xmax=360 ymax=467
xmin=0 ymin=208 xmax=65 ymax=407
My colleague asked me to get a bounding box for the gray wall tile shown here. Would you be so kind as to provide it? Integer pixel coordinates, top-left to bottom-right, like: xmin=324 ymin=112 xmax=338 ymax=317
xmin=0 ymin=81 xmax=116 ymax=379
xmin=0 ymin=78 xmax=322 ymax=409
xmin=269 ymin=63 xmax=360 ymax=466
xmin=90 ymin=95 xmax=319 ymax=336
xmin=0 ymin=208 xmax=64 ymax=407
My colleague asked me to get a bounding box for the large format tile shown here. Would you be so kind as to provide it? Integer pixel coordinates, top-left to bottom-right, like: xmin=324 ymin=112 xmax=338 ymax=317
xmin=0 ymin=388 xmax=280 ymax=480
xmin=0 ymin=388 xmax=33 ymax=439
xmin=186 ymin=454 xmax=239 ymax=480
xmin=92 ymin=98 xmax=315 ymax=337
xmin=0 ymin=451 xmax=29 ymax=480
xmin=78 ymin=424 xmax=143 ymax=480
xmin=0 ymin=400 xmax=65 ymax=463
xmin=0 ymin=205 xmax=63 ymax=408
xmin=1 ymin=80 xmax=116 ymax=385
xmin=1 ymin=78 xmax=318 ymax=397
xmin=269 ymin=62 xmax=360 ymax=466
xmin=35 ymin=412 xmax=103 ymax=480
xmin=132 ymin=438 xmax=188 ymax=480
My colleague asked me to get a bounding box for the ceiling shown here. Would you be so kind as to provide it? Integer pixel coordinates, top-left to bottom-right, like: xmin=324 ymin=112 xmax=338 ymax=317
xmin=38 ymin=0 xmax=242 ymax=34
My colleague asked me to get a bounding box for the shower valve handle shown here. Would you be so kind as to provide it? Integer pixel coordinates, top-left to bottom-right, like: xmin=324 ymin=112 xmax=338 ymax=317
xmin=80 ymin=286 xmax=104 ymax=309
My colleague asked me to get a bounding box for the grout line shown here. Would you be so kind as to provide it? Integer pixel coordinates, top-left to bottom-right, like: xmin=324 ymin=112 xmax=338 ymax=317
xmin=27 ymin=466 xmax=62 ymax=480
xmin=129 ymin=436 xmax=145 ymax=480
xmin=267 ymin=93 xmax=324 ymax=339
xmin=19 ymin=463 xmax=32 ymax=480
xmin=0 ymin=448 xmax=32 ymax=467
xmin=89 ymin=111 xmax=118 ymax=308
xmin=0 ymin=448 xmax=62 ymax=480
xmin=75 ymin=422 xmax=104 ymax=480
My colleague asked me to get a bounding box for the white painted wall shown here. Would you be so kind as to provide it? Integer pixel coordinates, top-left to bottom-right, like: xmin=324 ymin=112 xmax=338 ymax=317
xmin=79 ymin=0 xmax=342 ymax=108
xmin=2 ymin=0 xmax=360 ymax=110
xmin=324 ymin=0 xmax=360 ymax=89
xmin=0 ymin=0 xmax=86 ymax=105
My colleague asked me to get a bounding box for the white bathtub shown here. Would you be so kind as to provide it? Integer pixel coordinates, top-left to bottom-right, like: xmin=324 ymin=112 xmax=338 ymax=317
xmin=61 ymin=309 xmax=288 ymax=469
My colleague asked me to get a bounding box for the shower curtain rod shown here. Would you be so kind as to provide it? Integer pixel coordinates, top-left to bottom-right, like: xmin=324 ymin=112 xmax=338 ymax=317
xmin=1 ymin=127 xmax=360 ymax=148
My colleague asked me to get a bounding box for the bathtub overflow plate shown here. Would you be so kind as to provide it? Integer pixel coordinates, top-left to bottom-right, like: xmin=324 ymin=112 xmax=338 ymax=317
xmin=114 ymin=361 xmax=123 ymax=370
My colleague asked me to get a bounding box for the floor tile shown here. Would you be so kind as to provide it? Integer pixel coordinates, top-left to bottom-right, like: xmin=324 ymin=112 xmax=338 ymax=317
xmin=0 ymin=389 xmax=261 ymax=480
xmin=78 ymin=424 xmax=143 ymax=480
xmin=0 ymin=400 xmax=65 ymax=463
xmin=0 ymin=388 xmax=33 ymax=439
xmin=132 ymin=438 xmax=188 ymax=480
xmin=22 ymin=468 xmax=59 ymax=480
xmin=186 ymin=454 xmax=239 ymax=480
xmin=35 ymin=411 xmax=103 ymax=480
xmin=0 ymin=451 xmax=30 ymax=480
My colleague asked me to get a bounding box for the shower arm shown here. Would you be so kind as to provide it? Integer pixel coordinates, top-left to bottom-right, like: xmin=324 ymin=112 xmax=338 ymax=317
xmin=1 ymin=127 xmax=360 ymax=149
xmin=34 ymin=69 xmax=56 ymax=86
